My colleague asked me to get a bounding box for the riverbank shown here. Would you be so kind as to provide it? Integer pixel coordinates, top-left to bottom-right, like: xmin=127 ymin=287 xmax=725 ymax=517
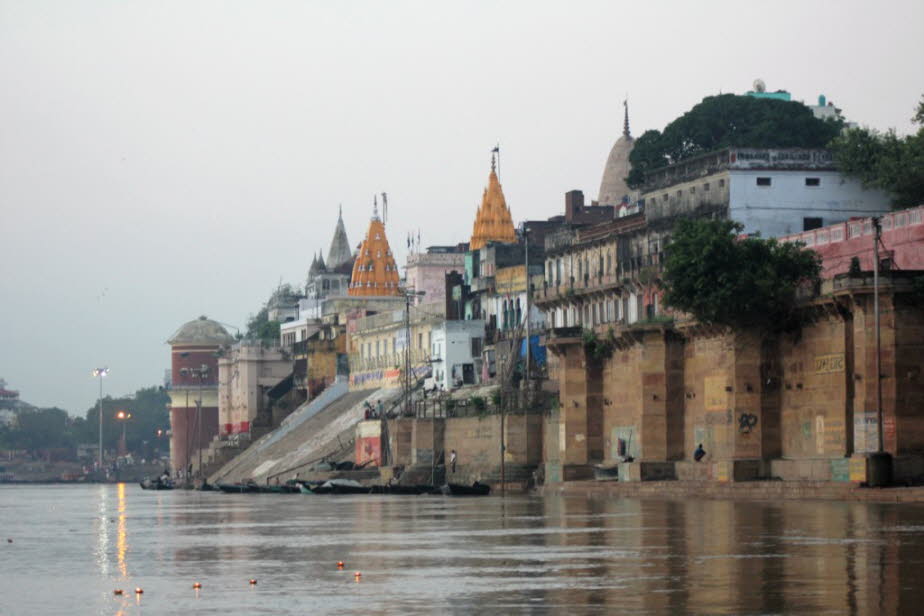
xmin=541 ymin=479 xmax=924 ymax=503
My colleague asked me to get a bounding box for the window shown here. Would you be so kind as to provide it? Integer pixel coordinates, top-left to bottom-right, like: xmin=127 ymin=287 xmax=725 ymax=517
xmin=703 ymin=182 xmax=710 ymax=191
xmin=756 ymin=177 xmax=772 ymax=187
xmin=803 ymin=217 xmax=823 ymax=231
xmin=805 ymin=177 xmax=820 ymax=187
xmin=689 ymin=186 xmax=696 ymax=194
xmin=718 ymin=179 xmax=726 ymax=188
xmin=676 ymin=190 xmax=682 ymax=197
xmin=471 ymin=337 xmax=483 ymax=356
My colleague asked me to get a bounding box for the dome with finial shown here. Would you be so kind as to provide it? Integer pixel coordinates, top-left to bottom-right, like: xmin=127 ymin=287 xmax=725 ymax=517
xmin=167 ymin=315 xmax=234 ymax=346
xmin=469 ymin=153 xmax=516 ymax=251
xmin=349 ymin=197 xmax=400 ymax=296
xmin=327 ymin=205 xmax=353 ymax=271
xmin=597 ymin=99 xmax=635 ymax=206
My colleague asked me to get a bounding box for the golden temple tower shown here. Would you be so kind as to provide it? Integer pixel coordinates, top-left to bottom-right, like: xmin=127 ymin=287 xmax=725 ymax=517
xmin=470 ymin=153 xmax=517 ymax=251
xmin=349 ymin=197 xmax=401 ymax=296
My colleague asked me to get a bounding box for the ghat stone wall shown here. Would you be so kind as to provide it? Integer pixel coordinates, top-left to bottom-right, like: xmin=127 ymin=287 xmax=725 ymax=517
xmin=546 ymin=276 xmax=924 ymax=482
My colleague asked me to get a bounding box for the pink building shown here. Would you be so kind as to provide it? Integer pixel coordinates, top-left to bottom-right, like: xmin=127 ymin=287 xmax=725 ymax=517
xmin=779 ymin=205 xmax=924 ymax=277
xmin=404 ymin=245 xmax=467 ymax=306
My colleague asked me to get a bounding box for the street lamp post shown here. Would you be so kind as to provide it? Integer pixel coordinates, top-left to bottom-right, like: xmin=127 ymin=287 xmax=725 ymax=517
xmin=196 ymin=365 xmax=208 ymax=478
xmin=115 ymin=410 xmax=132 ymax=457
xmin=92 ymin=367 xmax=109 ymax=471
xmin=181 ymin=364 xmax=209 ymax=480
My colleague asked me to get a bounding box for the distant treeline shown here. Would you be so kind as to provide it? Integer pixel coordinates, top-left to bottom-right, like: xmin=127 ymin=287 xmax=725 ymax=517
xmin=0 ymin=386 xmax=169 ymax=460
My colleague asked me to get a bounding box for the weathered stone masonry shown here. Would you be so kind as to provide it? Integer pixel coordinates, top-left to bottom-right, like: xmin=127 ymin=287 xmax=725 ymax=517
xmin=545 ymin=274 xmax=924 ymax=482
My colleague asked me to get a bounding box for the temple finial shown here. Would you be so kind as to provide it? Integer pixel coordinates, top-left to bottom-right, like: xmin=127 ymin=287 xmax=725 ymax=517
xmin=491 ymin=150 xmax=496 ymax=173
xmin=338 ymin=203 xmax=342 ymax=218
xmin=373 ymin=194 xmax=378 ymax=219
xmin=623 ymin=98 xmax=630 ymax=138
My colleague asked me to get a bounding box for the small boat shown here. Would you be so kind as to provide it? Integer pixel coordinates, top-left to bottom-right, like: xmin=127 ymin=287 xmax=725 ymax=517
xmin=257 ymin=484 xmax=300 ymax=494
xmin=593 ymin=464 xmax=619 ymax=481
xmin=307 ymin=479 xmax=370 ymax=495
xmin=139 ymin=477 xmax=175 ymax=490
xmin=217 ymin=482 xmax=261 ymax=494
xmin=439 ymin=482 xmax=491 ymax=496
xmin=369 ymin=484 xmax=432 ymax=495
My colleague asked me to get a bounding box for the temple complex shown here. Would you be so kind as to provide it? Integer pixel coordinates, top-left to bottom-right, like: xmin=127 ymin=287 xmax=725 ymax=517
xmin=326 ymin=206 xmax=353 ymax=271
xmin=348 ymin=199 xmax=401 ymax=296
xmin=469 ymin=154 xmax=517 ymax=251
xmin=597 ymin=101 xmax=635 ymax=206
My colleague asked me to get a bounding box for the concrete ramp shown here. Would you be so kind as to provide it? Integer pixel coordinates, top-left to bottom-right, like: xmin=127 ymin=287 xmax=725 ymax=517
xmin=209 ymin=385 xmax=398 ymax=485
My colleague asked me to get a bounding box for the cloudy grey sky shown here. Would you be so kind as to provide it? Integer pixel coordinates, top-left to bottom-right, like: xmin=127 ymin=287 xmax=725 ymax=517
xmin=1 ymin=0 xmax=922 ymax=414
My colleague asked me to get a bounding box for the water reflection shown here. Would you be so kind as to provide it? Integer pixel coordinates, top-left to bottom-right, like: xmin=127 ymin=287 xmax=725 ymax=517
xmin=3 ymin=485 xmax=924 ymax=615
xmin=95 ymin=484 xmax=109 ymax=577
xmin=116 ymin=482 xmax=128 ymax=579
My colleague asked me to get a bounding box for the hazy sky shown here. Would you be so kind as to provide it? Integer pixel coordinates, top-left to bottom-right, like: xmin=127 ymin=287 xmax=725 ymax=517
xmin=1 ymin=0 xmax=922 ymax=414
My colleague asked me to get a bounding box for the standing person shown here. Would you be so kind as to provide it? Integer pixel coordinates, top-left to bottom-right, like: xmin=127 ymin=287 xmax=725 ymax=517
xmin=449 ymin=449 xmax=457 ymax=473
xmin=376 ymin=399 xmax=384 ymax=418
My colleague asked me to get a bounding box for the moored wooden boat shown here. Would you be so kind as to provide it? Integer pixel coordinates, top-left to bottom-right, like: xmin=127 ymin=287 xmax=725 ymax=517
xmin=139 ymin=477 xmax=175 ymax=490
xmin=439 ymin=482 xmax=491 ymax=496
xmin=308 ymin=479 xmax=370 ymax=495
xmin=217 ymin=483 xmax=260 ymax=494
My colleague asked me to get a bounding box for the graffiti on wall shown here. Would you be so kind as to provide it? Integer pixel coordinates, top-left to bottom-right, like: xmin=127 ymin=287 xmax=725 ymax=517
xmin=738 ymin=413 xmax=758 ymax=434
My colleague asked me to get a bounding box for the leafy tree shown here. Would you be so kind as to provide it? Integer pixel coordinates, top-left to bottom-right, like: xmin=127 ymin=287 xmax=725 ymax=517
xmin=628 ymin=94 xmax=842 ymax=188
xmin=829 ymin=95 xmax=924 ymax=209
xmin=0 ymin=407 xmax=73 ymax=454
xmin=245 ymin=306 xmax=281 ymax=342
xmin=78 ymin=386 xmax=170 ymax=457
xmin=662 ymin=219 xmax=821 ymax=333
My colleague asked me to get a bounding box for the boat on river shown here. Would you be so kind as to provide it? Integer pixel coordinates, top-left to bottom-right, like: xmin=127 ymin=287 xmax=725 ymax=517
xmin=304 ymin=479 xmax=370 ymax=495
xmin=217 ymin=482 xmax=261 ymax=494
xmin=139 ymin=477 xmax=175 ymax=490
xmin=438 ymin=482 xmax=491 ymax=496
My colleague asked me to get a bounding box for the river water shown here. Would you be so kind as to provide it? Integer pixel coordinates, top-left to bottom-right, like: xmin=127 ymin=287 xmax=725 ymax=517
xmin=2 ymin=485 xmax=924 ymax=615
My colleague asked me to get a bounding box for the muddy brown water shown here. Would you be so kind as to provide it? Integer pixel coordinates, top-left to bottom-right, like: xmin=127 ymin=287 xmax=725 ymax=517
xmin=2 ymin=484 xmax=924 ymax=615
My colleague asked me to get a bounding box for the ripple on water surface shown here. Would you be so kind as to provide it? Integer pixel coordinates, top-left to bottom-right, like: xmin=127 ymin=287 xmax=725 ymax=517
xmin=2 ymin=485 xmax=924 ymax=615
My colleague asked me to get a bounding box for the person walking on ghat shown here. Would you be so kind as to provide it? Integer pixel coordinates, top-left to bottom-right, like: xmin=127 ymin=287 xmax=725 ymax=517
xmin=694 ymin=443 xmax=707 ymax=462
xmin=450 ymin=449 xmax=457 ymax=473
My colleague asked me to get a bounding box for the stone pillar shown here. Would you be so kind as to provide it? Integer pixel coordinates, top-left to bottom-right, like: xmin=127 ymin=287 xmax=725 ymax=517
xmin=558 ymin=344 xmax=589 ymax=466
xmin=730 ymin=331 xmax=764 ymax=460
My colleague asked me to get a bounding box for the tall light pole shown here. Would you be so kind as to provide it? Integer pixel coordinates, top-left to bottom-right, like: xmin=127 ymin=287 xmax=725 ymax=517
xmin=92 ymin=367 xmax=109 ymax=471
xmin=196 ymin=364 xmax=208 ymax=478
xmin=115 ymin=410 xmax=131 ymax=457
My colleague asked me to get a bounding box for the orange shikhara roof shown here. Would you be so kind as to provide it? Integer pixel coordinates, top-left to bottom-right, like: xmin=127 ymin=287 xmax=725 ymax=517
xmin=470 ymin=161 xmax=516 ymax=251
xmin=349 ymin=216 xmax=401 ymax=296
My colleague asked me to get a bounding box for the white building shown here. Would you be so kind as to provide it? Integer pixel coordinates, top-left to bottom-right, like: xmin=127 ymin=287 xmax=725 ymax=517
xmin=429 ymin=319 xmax=486 ymax=390
xmin=641 ymin=148 xmax=892 ymax=238
xmin=217 ymin=343 xmax=291 ymax=436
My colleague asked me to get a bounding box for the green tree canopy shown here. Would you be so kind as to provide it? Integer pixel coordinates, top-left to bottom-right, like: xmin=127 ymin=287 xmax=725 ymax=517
xmin=77 ymin=386 xmax=170 ymax=456
xmin=245 ymin=306 xmax=281 ymax=342
xmin=628 ymin=94 xmax=843 ymax=188
xmin=0 ymin=407 xmax=73 ymax=453
xmin=829 ymin=95 xmax=924 ymax=209
xmin=662 ymin=219 xmax=821 ymax=333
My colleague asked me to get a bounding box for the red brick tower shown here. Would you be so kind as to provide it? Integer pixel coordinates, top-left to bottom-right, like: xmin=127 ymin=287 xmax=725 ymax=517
xmin=166 ymin=316 xmax=233 ymax=475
